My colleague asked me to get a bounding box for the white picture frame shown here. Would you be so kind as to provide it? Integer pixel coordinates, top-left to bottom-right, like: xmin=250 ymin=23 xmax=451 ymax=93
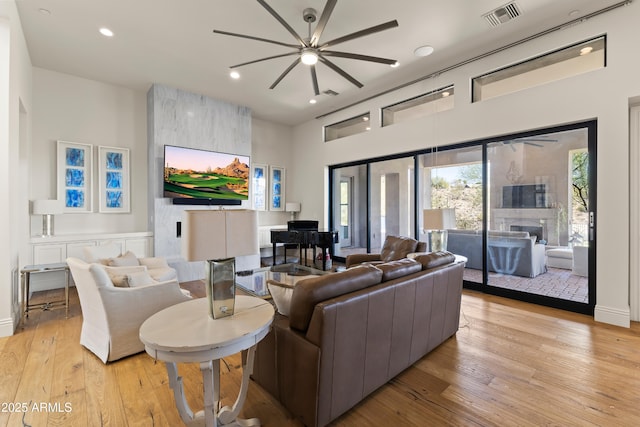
xmin=269 ymin=166 xmax=285 ymax=211
xmin=252 ymin=163 xmax=268 ymax=211
xmin=57 ymin=140 xmax=93 ymax=213
xmin=98 ymin=146 xmax=130 ymax=213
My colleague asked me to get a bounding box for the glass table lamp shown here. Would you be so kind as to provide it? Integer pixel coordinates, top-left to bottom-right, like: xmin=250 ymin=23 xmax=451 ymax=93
xmin=423 ymin=208 xmax=456 ymax=252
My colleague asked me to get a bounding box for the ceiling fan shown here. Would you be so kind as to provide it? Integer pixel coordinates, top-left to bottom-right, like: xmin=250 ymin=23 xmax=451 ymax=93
xmin=502 ymin=137 xmax=558 ymax=151
xmin=213 ymin=0 xmax=399 ymax=96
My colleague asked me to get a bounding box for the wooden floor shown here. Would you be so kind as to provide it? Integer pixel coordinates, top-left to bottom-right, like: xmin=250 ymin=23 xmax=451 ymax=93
xmin=2 ymin=287 xmax=640 ymax=426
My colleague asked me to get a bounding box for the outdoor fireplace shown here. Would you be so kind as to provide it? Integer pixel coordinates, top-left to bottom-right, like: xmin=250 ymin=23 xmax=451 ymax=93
xmin=511 ymin=225 xmax=544 ymax=243
xmin=492 ymin=208 xmax=560 ymax=245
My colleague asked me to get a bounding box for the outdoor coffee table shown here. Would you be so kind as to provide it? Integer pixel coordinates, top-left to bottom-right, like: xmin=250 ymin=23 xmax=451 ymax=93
xmin=139 ymin=295 xmax=274 ymax=427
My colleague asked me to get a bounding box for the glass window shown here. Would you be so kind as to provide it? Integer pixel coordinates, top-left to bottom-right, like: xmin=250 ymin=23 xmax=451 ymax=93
xmin=324 ymin=112 xmax=371 ymax=142
xmin=382 ymin=86 xmax=454 ymax=127
xmin=472 ymin=36 xmax=605 ymax=102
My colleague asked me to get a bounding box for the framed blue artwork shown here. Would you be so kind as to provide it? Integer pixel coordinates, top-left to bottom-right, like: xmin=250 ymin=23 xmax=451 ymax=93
xmin=252 ymin=163 xmax=267 ymax=211
xmin=99 ymin=146 xmax=130 ymax=213
xmin=57 ymin=140 xmax=93 ymax=213
xmin=269 ymin=166 xmax=285 ymax=211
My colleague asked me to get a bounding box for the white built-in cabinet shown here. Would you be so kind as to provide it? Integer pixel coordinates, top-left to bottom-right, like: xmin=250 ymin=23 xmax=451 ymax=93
xmin=28 ymin=232 xmax=153 ymax=291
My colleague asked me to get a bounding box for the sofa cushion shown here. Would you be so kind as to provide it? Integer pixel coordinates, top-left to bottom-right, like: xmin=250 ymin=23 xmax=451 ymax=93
xmin=103 ymin=265 xmax=148 ymax=287
xmin=127 ymin=270 xmax=156 ymax=287
xmin=138 ymin=257 xmax=169 ymax=270
xmin=487 ymin=230 xmax=530 ymax=239
xmin=380 ymin=235 xmax=419 ymax=262
xmin=108 ymin=250 xmax=140 ymax=267
xmin=267 ymin=280 xmax=295 ymax=316
xmin=289 ymin=264 xmax=383 ymax=332
xmin=414 ymin=251 xmax=456 ymax=270
xmin=84 ymin=243 xmax=121 ymax=263
xmin=376 ymin=258 xmax=422 ymax=281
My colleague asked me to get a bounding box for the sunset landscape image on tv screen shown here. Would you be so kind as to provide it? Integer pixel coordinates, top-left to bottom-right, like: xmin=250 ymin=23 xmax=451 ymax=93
xmin=163 ymin=145 xmax=249 ymax=200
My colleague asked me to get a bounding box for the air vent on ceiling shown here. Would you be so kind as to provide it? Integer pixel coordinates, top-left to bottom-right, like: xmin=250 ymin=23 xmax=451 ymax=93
xmin=323 ymin=89 xmax=339 ymax=96
xmin=483 ymin=2 xmax=521 ymax=27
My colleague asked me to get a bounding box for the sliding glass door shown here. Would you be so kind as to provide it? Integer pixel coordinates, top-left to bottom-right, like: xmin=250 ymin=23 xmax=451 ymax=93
xmin=417 ymin=146 xmax=484 ymax=285
xmin=485 ymin=126 xmax=594 ymax=309
xmin=328 ymin=121 xmax=595 ymax=314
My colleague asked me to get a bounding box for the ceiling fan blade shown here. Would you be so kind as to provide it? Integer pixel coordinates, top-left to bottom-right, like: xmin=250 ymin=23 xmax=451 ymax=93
xmin=311 ymin=65 xmax=320 ymax=96
xmin=230 ymin=51 xmax=299 ymax=69
xmin=319 ymin=20 xmax=399 ymax=49
xmin=257 ymin=0 xmax=307 ymax=47
xmin=322 ymin=50 xmax=397 ymax=65
xmin=319 ymin=56 xmax=363 ymax=88
xmin=310 ymin=0 xmax=337 ymax=47
xmin=270 ymin=58 xmax=301 ymax=90
xmin=213 ymin=29 xmax=299 ymax=49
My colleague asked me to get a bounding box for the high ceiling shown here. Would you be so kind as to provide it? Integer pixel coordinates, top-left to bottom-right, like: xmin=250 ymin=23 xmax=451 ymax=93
xmin=15 ymin=0 xmax=625 ymax=126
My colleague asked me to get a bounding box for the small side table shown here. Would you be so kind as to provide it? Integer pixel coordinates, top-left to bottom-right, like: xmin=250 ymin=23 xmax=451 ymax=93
xmin=21 ymin=262 xmax=70 ymax=323
xmin=140 ymin=295 xmax=274 ymax=427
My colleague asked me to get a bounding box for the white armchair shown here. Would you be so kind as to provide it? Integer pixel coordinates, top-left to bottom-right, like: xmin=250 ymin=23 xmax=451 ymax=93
xmin=67 ymin=257 xmax=191 ymax=363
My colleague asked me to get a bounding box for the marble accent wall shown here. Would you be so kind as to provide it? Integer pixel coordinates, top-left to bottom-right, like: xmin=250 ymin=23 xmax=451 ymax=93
xmin=147 ymin=84 xmax=255 ymax=281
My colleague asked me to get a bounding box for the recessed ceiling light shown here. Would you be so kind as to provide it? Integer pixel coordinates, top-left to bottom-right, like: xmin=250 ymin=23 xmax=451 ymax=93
xmin=414 ymin=45 xmax=434 ymax=57
xmin=365 ymin=127 xmax=371 ymax=131
xmin=441 ymin=91 xmax=451 ymax=97
xmin=580 ymin=46 xmax=593 ymax=56
xmin=230 ymin=70 xmax=240 ymax=79
xmin=99 ymin=27 xmax=114 ymax=37
xmin=569 ymin=10 xmax=581 ymax=18
xmin=309 ymin=99 xmax=317 ymax=104
xmin=362 ymin=116 xmax=369 ymax=121
xmin=390 ymin=61 xmax=400 ymax=68
xmin=38 ymin=8 xmax=51 ymax=15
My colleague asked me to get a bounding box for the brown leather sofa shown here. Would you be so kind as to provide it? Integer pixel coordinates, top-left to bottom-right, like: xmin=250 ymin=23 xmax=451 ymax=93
xmin=345 ymin=234 xmax=427 ymax=268
xmin=252 ymin=252 xmax=465 ymax=427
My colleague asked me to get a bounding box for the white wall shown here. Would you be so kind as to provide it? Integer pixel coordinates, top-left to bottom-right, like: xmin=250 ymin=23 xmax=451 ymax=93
xmin=251 ymin=117 xmax=296 ymax=226
xmin=288 ymin=3 xmax=640 ymax=327
xmin=0 ymin=1 xmax=33 ymax=336
xmin=30 ymin=68 xmax=148 ymax=238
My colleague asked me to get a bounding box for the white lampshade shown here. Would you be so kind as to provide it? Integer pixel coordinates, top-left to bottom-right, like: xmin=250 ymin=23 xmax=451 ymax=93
xmin=285 ymin=202 xmax=301 ymax=213
xmin=32 ymin=199 xmax=64 ymax=215
xmin=181 ymin=209 xmax=259 ymax=262
xmin=423 ymin=208 xmax=456 ymax=230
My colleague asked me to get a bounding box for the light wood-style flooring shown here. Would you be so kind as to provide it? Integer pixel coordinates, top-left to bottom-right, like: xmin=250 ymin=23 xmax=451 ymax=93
xmin=2 ymin=286 xmax=640 ymax=426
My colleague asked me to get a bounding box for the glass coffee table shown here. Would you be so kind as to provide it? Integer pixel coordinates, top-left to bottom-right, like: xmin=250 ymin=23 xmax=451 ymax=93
xmin=236 ymin=263 xmax=329 ymax=298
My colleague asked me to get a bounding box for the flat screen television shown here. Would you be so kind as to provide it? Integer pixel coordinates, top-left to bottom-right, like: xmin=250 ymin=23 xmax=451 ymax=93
xmin=163 ymin=145 xmax=250 ymax=205
xmin=502 ymin=184 xmax=546 ymax=208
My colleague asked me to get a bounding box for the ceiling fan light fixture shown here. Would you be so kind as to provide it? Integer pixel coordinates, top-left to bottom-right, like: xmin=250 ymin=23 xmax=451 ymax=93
xmin=301 ymin=49 xmax=319 ymax=65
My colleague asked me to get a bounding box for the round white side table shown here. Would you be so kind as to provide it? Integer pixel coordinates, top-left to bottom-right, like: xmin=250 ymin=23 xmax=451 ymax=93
xmin=140 ymin=295 xmax=274 ymax=427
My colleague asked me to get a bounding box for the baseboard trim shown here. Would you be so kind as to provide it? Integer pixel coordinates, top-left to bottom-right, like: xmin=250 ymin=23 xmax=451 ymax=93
xmin=0 ymin=316 xmax=17 ymax=338
xmin=594 ymin=304 xmax=630 ymax=328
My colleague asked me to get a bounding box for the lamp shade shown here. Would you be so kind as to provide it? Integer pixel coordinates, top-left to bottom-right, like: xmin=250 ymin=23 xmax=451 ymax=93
xmin=285 ymin=202 xmax=301 ymax=213
xmin=423 ymin=208 xmax=456 ymax=230
xmin=181 ymin=209 xmax=258 ymax=262
xmin=32 ymin=199 xmax=64 ymax=215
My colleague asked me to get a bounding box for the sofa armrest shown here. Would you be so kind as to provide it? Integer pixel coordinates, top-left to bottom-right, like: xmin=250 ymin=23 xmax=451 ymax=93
xmin=345 ymin=253 xmax=382 ymax=268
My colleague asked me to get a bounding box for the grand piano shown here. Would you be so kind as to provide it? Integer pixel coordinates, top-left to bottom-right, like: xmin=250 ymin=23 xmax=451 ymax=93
xmin=270 ymin=221 xmax=339 ymax=270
